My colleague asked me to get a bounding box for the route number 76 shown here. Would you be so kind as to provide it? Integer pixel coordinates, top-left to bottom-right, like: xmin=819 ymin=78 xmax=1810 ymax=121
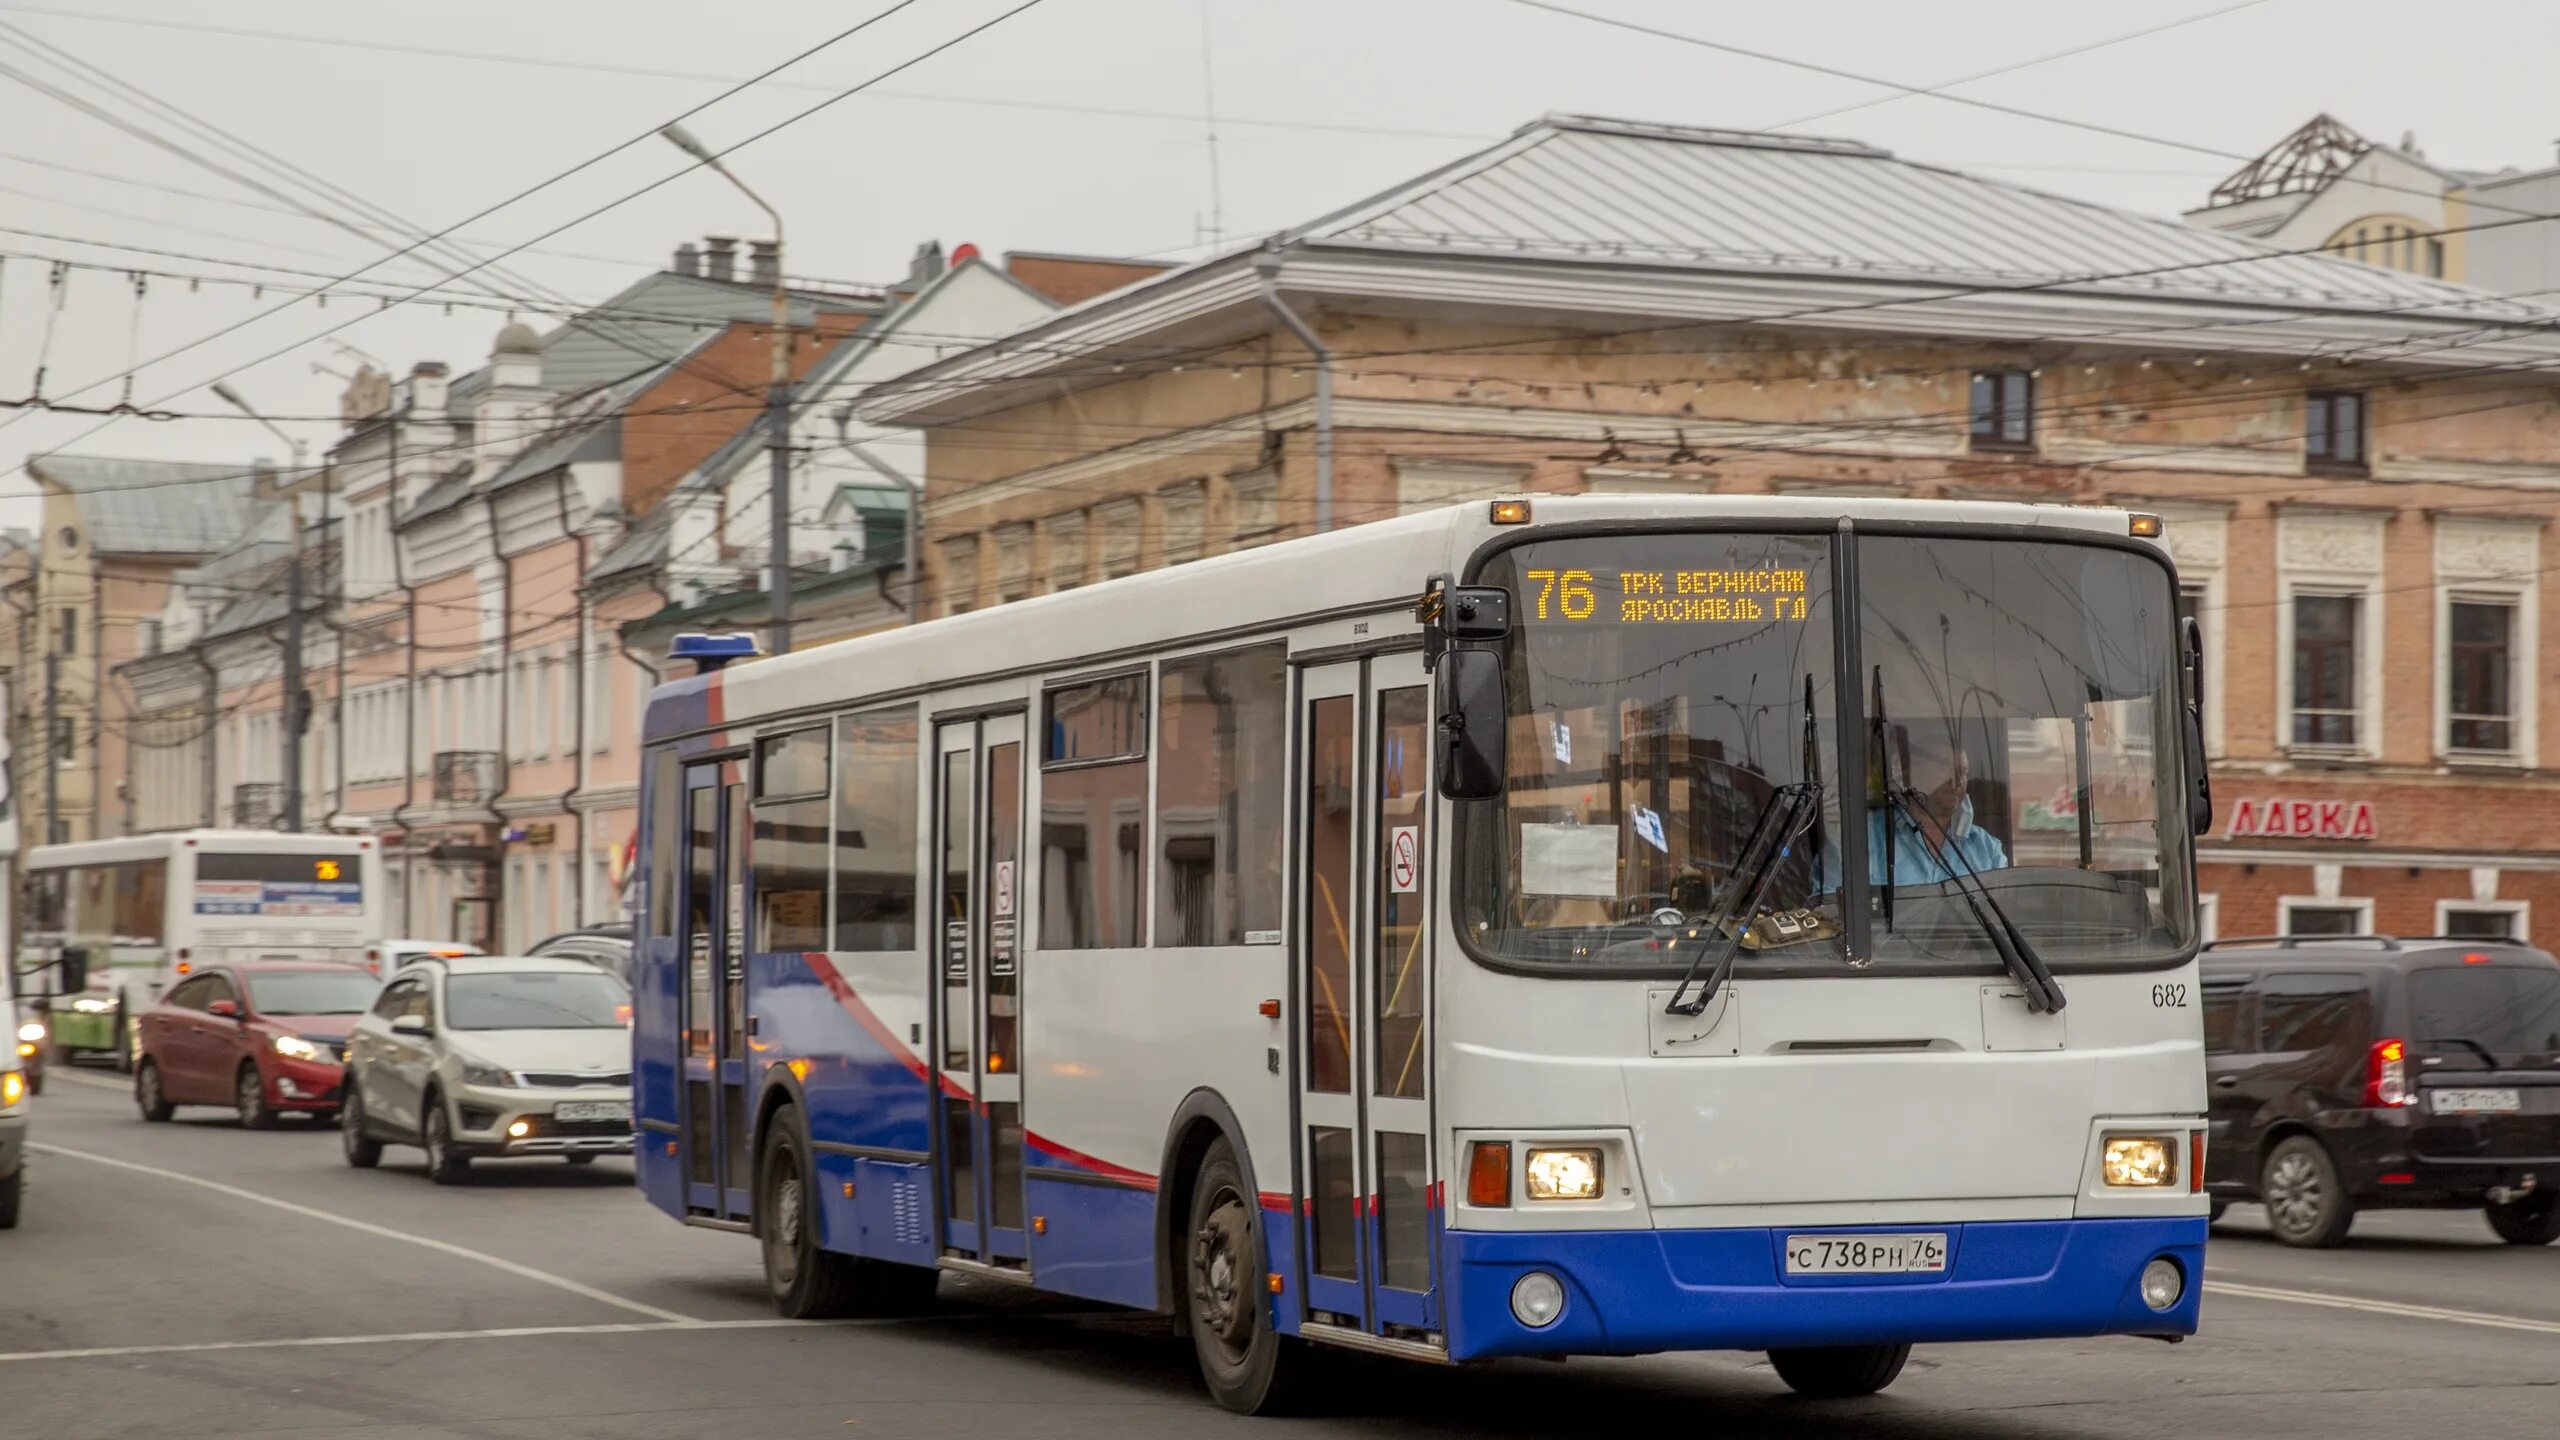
xmin=1525 ymin=569 xmax=1597 ymax=621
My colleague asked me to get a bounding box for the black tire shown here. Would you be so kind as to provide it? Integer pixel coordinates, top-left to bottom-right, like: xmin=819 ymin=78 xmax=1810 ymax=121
xmin=340 ymin=1085 xmax=383 ymax=1169
xmin=2209 ymin=1199 xmax=2229 ymax=1224
xmin=112 ymin=1005 xmax=134 ymax=1075
xmin=0 ymin=1166 xmax=19 ymax=1230
xmin=235 ymin=1063 xmax=277 ymax=1130
xmin=2485 ymin=1194 xmax=2560 ymax=1246
xmin=134 ymin=1059 xmax=174 ymax=1122
xmin=757 ymin=1107 xmax=936 ymax=1319
xmin=2261 ymin=1135 xmax=2354 ymax=1248
xmin=25 ymin=1070 xmax=40 ymax=1096
xmin=1768 ymin=1343 xmax=1913 ymax=1398
xmin=313 ymin=1109 xmax=340 ymax=1129
xmin=422 ymin=1093 xmax=471 ymax=1185
xmin=1185 ymin=1138 xmax=1313 ymax=1416
xmin=565 ymin=1153 xmax=598 ymax=1166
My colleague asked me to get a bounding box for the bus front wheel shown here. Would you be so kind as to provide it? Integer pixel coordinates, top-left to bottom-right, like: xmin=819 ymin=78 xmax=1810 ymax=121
xmin=757 ymin=1107 xmax=936 ymax=1319
xmin=1768 ymin=1342 xmax=1913 ymax=1398
xmin=1185 ymin=1138 xmax=1314 ymax=1416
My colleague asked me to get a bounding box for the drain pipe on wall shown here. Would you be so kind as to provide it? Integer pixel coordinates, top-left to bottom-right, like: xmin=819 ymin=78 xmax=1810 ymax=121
xmin=477 ymin=488 xmax=515 ymax=950
xmin=553 ymin=472 xmax=593 ymax=925
xmin=1253 ymin=259 xmax=1332 ymax=534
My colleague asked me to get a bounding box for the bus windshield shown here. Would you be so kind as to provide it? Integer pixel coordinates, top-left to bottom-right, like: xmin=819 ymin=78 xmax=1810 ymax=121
xmin=1461 ymin=529 xmax=2195 ymax=974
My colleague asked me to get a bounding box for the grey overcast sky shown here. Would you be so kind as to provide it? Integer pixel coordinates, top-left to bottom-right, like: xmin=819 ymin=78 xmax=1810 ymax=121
xmin=0 ymin=0 xmax=2554 ymax=529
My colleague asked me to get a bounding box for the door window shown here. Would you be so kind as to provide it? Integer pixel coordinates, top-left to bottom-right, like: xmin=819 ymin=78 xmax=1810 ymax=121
xmin=369 ymin=978 xmax=414 ymax=1019
xmin=198 ymin=973 xmax=237 ymax=1008
xmin=165 ymin=975 xmax=216 ymax=1011
xmin=2200 ymin=983 xmax=2249 ymax=1053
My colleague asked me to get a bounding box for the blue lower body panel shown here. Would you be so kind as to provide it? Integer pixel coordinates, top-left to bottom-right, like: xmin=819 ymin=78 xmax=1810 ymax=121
xmin=1442 ymin=1218 xmax=2204 ymax=1361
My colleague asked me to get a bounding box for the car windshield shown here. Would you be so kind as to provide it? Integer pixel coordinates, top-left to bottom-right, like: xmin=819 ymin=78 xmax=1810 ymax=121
xmin=2410 ymin=965 xmax=2560 ymax=1065
xmin=445 ymin=971 xmax=630 ymax=1030
xmin=244 ymin=969 xmax=381 ymax=1015
xmin=1460 ymin=529 xmax=2194 ymax=973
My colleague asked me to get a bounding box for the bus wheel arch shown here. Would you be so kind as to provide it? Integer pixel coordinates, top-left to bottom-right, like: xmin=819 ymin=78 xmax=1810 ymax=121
xmin=750 ymin=1069 xmax=813 ymax=1241
xmin=1155 ymin=1089 xmax=1262 ymax=1329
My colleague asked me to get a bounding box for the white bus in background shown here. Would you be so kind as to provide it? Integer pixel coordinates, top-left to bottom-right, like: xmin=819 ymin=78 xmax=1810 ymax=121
xmin=16 ymin=831 xmax=389 ymax=1067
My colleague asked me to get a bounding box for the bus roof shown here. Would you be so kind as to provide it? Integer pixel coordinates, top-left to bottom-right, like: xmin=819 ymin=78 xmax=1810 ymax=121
xmin=649 ymin=494 xmax=2145 ymax=744
xmin=25 ymin=830 xmax=376 ymax=867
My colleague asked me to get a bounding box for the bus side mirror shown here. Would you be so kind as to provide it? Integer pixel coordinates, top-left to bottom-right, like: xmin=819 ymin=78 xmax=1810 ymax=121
xmin=2180 ymin=615 xmax=2213 ymax=835
xmin=1438 ymin=648 xmax=1507 ymax=801
xmin=59 ymin=946 xmax=88 ymax=994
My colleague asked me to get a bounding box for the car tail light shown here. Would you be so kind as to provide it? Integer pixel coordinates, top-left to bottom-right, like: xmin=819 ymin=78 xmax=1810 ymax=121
xmin=1467 ymin=1141 xmax=1511 ymax=1207
xmin=2365 ymin=1038 xmax=2413 ymax=1108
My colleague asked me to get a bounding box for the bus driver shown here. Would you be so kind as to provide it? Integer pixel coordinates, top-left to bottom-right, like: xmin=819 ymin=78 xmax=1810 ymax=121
xmin=1874 ymin=726 xmax=2008 ymax=884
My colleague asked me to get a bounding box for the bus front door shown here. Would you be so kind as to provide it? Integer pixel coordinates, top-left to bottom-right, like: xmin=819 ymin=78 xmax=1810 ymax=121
xmin=678 ymin=759 xmax=753 ymax=1222
xmin=932 ymin=713 xmax=1029 ymax=1268
xmin=1297 ymin=653 xmax=1439 ymax=1339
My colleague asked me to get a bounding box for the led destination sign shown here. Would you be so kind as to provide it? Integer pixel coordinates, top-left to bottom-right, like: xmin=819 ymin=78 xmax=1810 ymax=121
xmin=1524 ymin=567 xmax=1813 ymax=624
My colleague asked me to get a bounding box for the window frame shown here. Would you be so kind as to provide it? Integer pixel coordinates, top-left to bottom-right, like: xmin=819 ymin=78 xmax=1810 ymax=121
xmin=1038 ymin=666 xmax=1154 ymax=950
xmin=2305 ymin=390 xmax=2368 ymax=473
xmin=2278 ymin=896 xmax=2373 ymax=937
xmin=1150 ymin=639 xmax=1290 ymax=949
xmin=1967 ymin=368 xmax=2035 ymax=452
xmin=2435 ymin=898 xmax=2529 ymax=943
xmin=2438 ymin=586 xmax=2534 ymax=765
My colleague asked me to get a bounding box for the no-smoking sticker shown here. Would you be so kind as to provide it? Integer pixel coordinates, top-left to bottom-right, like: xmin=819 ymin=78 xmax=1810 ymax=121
xmin=1389 ymin=825 xmax=1421 ymax=894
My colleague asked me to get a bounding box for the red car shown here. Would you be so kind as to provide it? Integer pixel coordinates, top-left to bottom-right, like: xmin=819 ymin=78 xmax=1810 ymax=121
xmin=133 ymin=962 xmax=382 ymax=1128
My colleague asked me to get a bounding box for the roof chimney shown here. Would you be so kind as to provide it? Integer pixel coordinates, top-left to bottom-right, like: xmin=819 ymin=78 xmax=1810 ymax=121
xmin=673 ymin=242 xmax=701 ymax=278
xmin=748 ymin=239 xmax=780 ymax=288
xmin=703 ymin=236 xmax=737 ymax=283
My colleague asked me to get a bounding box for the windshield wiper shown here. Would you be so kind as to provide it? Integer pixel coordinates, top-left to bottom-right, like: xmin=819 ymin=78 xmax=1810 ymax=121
xmin=1872 ymin=669 xmax=2066 ymax=1015
xmin=2427 ymin=1034 xmax=2505 ymax=1070
xmin=1665 ymin=676 xmax=1826 ymax=1017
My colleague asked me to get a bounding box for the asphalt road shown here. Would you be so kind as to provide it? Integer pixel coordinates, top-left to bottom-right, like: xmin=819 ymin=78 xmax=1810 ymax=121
xmin=6 ymin=1067 xmax=2557 ymax=1439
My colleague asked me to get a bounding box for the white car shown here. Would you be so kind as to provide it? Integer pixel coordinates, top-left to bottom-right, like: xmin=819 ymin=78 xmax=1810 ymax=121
xmin=371 ymin=939 xmax=483 ymax=978
xmin=339 ymin=956 xmax=632 ymax=1183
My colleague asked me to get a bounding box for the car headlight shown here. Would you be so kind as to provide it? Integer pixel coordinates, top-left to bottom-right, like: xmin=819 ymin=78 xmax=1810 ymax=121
xmin=2102 ymin=1136 xmax=2177 ymax=1188
xmin=15 ymin=1020 xmax=42 ymax=1044
xmin=2 ymin=1070 xmax=23 ymax=1109
xmin=456 ymin=1056 xmax=516 ymax=1088
xmin=272 ymin=1035 xmax=326 ymax=1062
xmin=1523 ymin=1147 xmax=1604 ymax=1201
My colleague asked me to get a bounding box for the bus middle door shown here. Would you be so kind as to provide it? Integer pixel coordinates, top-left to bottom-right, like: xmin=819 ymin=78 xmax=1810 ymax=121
xmin=678 ymin=758 xmax=753 ymax=1222
xmin=932 ymin=712 xmax=1028 ymax=1270
xmin=1297 ymin=652 xmax=1438 ymax=1340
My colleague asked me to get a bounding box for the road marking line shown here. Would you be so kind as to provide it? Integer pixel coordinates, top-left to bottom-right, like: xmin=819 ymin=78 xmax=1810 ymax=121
xmin=0 ymin=1318 xmax=816 ymax=1364
xmin=29 ymin=1142 xmax=697 ymax=1325
xmin=2206 ymin=1278 xmax=2560 ymax=1335
xmin=44 ymin=1069 xmax=130 ymax=1094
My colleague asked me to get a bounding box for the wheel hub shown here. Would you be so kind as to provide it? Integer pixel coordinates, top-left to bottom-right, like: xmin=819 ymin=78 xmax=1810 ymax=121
xmin=2268 ymin=1154 xmax=2320 ymax=1230
xmin=1191 ymin=1195 xmax=1254 ymax=1350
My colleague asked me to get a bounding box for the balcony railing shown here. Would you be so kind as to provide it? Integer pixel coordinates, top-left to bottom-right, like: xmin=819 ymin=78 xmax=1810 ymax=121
xmin=433 ymin=750 xmax=502 ymax=806
xmin=231 ymin=783 xmax=283 ymax=829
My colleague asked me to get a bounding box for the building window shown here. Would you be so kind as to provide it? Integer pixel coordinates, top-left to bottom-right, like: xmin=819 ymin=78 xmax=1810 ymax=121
xmin=2305 ymin=390 xmax=2366 ymax=470
xmin=138 ymin=619 xmax=162 ymax=657
xmin=1968 ymin=370 xmax=2033 ymax=450
xmin=1094 ymin=499 xmax=1140 ymax=580
xmin=2282 ymin=900 xmax=2370 ymax=937
xmin=2447 ymin=599 xmax=2516 ymax=753
xmin=1160 ymin=481 xmax=1206 ymax=566
xmin=2291 ymin=593 xmax=2361 ymax=747
xmin=56 ymin=607 xmax=76 ymax=656
xmin=1043 ymin=511 xmax=1087 ymax=592
xmin=1229 ymin=468 xmax=1279 ymax=549
xmin=50 ymin=715 xmax=74 ymax=767
xmin=994 ymin=524 xmax=1032 ymax=603
xmin=1393 ymin=459 xmax=1530 ymax=514
xmin=939 ymin=535 xmax=980 ymax=615
xmin=2426 ymin=238 xmax=2445 ymax=278
xmin=2439 ymin=903 xmax=2526 ymax=941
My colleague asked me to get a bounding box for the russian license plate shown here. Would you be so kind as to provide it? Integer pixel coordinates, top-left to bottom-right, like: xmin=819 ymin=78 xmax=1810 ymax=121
xmin=2432 ymin=1088 xmax=2522 ymax=1114
xmin=1784 ymin=1233 xmax=1949 ymax=1275
xmin=554 ymin=1100 xmax=631 ymax=1124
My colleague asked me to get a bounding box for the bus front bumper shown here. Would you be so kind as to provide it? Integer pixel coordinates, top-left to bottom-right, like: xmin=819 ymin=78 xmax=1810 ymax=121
xmin=1441 ymin=1217 xmax=2205 ymax=1361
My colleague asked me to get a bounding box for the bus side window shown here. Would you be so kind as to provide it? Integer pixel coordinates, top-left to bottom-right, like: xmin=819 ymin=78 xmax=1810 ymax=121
xmin=648 ymin=748 xmax=680 ymax=942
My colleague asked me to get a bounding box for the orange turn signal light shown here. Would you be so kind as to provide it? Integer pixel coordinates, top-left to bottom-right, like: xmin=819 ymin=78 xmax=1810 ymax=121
xmin=1489 ymin=499 xmax=1532 ymax=525
xmin=1467 ymin=1141 xmax=1512 ymax=1207
xmin=2128 ymin=512 xmax=2164 ymax=538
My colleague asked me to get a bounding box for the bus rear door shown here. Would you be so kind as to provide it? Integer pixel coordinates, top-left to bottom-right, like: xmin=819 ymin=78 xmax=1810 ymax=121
xmin=931 ymin=713 xmax=1029 ymax=1269
xmin=678 ymin=759 xmax=753 ymax=1221
xmin=1297 ymin=652 xmax=1438 ymax=1338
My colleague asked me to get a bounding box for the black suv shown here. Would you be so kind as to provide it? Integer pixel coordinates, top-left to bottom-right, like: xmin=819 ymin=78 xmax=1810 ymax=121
xmin=2201 ymin=936 xmax=2560 ymax=1247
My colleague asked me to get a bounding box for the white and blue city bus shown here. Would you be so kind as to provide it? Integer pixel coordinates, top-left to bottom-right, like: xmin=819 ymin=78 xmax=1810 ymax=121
xmin=631 ymin=494 xmax=2211 ymax=1412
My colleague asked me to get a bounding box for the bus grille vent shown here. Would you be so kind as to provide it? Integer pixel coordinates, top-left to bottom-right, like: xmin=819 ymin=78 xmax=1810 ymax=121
xmin=893 ymin=1176 xmax=927 ymax=1247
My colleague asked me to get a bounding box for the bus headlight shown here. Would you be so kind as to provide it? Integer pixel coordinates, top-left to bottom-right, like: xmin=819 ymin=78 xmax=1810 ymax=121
xmin=70 ymin=996 xmax=117 ymax=1014
xmin=1510 ymin=1271 xmax=1565 ymax=1328
xmin=1523 ymin=1148 xmax=1603 ymax=1201
xmin=2 ymin=1070 xmax=23 ymax=1109
xmin=2140 ymin=1257 xmax=2185 ymax=1311
xmin=15 ymin=1020 xmax=42 ymax=1044
xmin=2103 ymin=1136 xmax=2176 ymax=1188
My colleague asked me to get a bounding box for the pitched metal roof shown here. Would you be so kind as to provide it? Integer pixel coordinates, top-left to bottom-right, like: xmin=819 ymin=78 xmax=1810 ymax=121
xmin=540 ymin=270 xmax=886 ymax=391
xmin=1289 ymin=114 xmax=2535 ymax=316
xmin=28 ymin=453 xmax=264 ymax=555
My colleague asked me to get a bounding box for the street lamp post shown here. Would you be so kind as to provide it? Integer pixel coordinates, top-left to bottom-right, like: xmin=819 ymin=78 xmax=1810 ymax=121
xmin=661 ymin=123 xmax=796 ymax=654
xmin=212 ymin=382 xmax=314 ymax=831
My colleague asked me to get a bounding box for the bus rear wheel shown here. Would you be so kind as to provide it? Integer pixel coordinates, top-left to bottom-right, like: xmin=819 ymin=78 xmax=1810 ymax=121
xmin=1768 ymin=1342 xmax=1912 ymax=1398
xmin=1185 ymin=1138 xmax=1313 ymax=1416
